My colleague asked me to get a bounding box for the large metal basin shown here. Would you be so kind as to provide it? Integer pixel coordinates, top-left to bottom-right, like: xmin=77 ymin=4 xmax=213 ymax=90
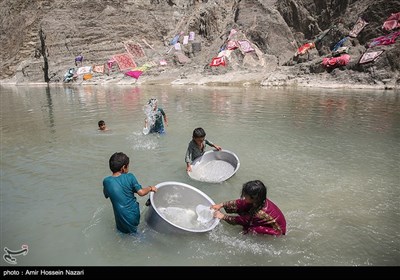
xmin=188 ymin=150 xmax=240 ymax=183
xmin=145 ymin=181 xmax=219 ymax=234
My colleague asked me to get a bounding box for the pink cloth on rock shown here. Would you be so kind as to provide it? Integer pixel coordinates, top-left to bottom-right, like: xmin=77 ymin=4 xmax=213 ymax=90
xmin=368 ymin=31 xmax=400 ymax=48
xmin=125 ymin=70 xmax=143 ymax=79
xmin=382 ymin=12 xmax=400 ymax=31
xmin=322 ymin=54 xmax=350 ymax=69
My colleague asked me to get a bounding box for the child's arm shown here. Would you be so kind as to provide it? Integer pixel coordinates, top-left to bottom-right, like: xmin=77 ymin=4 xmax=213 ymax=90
xmin=206 ymin=139 xmax=221 ymax=151
xmin=137 ymin=186 xmax=157 ymax=196
xmin=213 ymin=144 xmax=222 ymax=151
xmin=211 ymin=203 xmax=224 ymax=211
xmin=163 ymin=113 xmax=168 ymax=126
xmin=185 ymin=145 xmax=192 ymax=172
xmin=186 ymin=162 xmax=192 ymax=172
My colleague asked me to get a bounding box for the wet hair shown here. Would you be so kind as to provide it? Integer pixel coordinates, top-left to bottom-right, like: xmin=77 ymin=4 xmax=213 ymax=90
xmin=148 ymin=98 xmax=158 ymax=106
xmin=98 ymin=120 xmax=105 ymax=127
xmin=241 ymin=180 xmax=267 ymax=214
xmin=109 ymin=152 xmax=129 ymax=173
xmin=192 ymin=127 xmax=206 ymax=138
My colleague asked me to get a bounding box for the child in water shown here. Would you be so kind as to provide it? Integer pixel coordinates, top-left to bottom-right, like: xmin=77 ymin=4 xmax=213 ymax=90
xmin=185 ymin=127 xmax=221 ymax=172
xmin=211 ymin=180 xmax=286 ymax=236
xmin=98 ymin=120 xmax=109 ymax=131
xmin=103 ymin=152 xmax=157 ymax=234
xmin=144 ymin=98 xmax=168 ymax=134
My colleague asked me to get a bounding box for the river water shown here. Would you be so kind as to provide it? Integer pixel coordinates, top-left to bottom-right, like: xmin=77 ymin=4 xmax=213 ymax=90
xmin=0 ymin=84 xmax=399 ymax=266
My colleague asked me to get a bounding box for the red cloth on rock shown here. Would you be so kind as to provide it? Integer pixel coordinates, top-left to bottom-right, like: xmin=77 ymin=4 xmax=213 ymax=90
xmin=322 ymin=54 xmax=350 ymax=69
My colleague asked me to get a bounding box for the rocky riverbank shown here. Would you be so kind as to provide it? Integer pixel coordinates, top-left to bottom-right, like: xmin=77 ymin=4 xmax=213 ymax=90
xmin=1 ymin=0 xmax=399 ymax=90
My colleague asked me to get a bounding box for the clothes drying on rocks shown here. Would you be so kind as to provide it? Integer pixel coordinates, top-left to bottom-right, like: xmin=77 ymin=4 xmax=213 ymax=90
xmin=113 ymin=53 xmax=137 ymax=71
xmin=189 ymin=31 xmax=195 ymax=41
xmin=76 ymin=66 xmax=92 ymax=75
xmin=238 ymin=40 xmax=255 ymax=53
xmin=332 ymin=46 xmax=349 ymax=57
xmin=124 ymin=42 xmax=146 ymax=59
xmin=92 ymin=64 xmax=105 ymax=73
xmin=349 ymin=17 xmax=368 ymax=38
xmin=209 ymin=56 xmax=226 ymax=67
xmin=125 ymin=70 xmax=143 ymax=79
xmin=75 ymin=55 xmax=84 ymax=66
xmin=226 ymin=40 xmax=239 ymax=50
xmin=368 ymin=31 xmax=400 ymax=48
xmin=382 ymin=12 xmax=400 ymax=31
xmin=331 ymin=37 xmax=349 ymax=52
xmin=322 ymin=54 xmax=350 ymax=69
xmin=358 ymin=50 xmax=384 ymax=64
xmin=295 ymin=42 xmax=315 ymax=56
xmin=83 ymin=73 xmax=93 ymax=80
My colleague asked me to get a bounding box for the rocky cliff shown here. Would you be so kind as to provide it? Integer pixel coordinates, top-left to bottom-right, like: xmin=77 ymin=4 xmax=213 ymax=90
xmin=1 ymin=0 xmax=399 ymax=89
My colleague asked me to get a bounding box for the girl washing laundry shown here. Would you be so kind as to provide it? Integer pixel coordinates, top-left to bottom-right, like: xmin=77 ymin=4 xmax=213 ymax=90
xmin=211 ymin=180 xmax=286 ymax=236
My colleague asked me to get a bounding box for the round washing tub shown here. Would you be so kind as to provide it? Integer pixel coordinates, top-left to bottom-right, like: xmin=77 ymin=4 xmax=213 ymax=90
xmin=145 ymin=181 xmax=219 ymax=234
xmin=188 ymin=150 xmax=240 ymax=183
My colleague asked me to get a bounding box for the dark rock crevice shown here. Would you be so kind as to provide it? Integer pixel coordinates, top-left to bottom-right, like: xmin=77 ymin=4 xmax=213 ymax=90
xmin=39 ymin=26 xmax=50 ymax=83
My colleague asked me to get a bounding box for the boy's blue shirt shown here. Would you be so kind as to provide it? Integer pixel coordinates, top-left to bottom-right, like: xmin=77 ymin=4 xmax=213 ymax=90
xmin=103 ymin=173 xmax=142 ymax=233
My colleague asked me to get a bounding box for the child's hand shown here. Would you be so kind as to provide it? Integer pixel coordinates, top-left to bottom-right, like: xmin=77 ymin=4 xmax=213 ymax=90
xmin=211 ymin=203 xmax=223 ymax=211
xmin=215 ymin=145 xmax=222 ymax=151
xmin=213 ymin=210 xmax=224 ymax=220
xmin=186 ymin=165 xmax=192 ymax=173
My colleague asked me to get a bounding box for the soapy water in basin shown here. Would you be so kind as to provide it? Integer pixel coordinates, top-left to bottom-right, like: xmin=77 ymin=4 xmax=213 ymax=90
xmin=190 ymin=160 xmax=235 ymax=183
xmin=157 ymin=206 xmax=214 ymax=230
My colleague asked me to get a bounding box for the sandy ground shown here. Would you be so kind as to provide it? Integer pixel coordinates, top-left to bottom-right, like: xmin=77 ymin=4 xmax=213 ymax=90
xmin=1 ymin=67 xmax=398 ymax=91
xmin=78 ymin=71 xmax=400 ymax=91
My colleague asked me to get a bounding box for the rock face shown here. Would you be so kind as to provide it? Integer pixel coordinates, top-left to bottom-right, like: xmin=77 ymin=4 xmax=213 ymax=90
xmin=0 ymin=0 xmax=399 ymax=89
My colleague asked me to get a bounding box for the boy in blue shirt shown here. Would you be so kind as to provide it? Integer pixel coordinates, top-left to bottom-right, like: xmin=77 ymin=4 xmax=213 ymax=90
xmin=103 ymin=152 xmax=157 ymax=234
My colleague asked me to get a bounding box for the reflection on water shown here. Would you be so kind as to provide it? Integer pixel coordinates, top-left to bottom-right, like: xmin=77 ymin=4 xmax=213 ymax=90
xmin=0 ymin=84 xmax=399 ymax=266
